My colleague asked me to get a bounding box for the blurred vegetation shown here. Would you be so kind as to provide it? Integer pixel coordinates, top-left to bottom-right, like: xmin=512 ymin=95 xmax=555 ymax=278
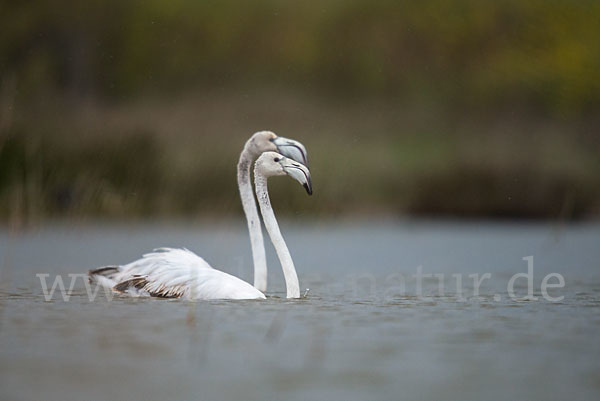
xmin=1 ymin=0 xmax=599 ymax=224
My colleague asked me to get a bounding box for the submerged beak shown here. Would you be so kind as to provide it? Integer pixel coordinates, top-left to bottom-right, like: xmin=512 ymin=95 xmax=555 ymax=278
xmin=271 ymin=136 xmax=309 ymax=168
xmin=281 ymin=159 xmax=313 ymax=195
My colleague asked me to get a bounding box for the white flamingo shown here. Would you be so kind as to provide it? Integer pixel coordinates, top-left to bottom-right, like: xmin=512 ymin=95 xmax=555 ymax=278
xmin=236 ymin=131 xmax=308 ymax=292
xmin=89 ymin=151 xmax=312 ymax=300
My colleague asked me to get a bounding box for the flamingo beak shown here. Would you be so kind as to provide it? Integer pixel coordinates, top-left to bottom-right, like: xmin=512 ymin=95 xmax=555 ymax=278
xmin=281 ymin=160 xmax=313 ymax=195
xmin=272 ymin=137 xmax=309 ymax=168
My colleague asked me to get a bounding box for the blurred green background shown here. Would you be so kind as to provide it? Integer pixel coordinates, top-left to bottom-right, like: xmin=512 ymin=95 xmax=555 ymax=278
xmin=1 ymin=0 xmax=599 ymax=225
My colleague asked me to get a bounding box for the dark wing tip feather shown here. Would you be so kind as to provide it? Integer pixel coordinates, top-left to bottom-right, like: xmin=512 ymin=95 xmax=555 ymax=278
xmin=114 ymin=277 xmax=148 ymax=293
xmin=89 ymin=266 xmax=120 ymax=276
xmin=113 ymin=276 xmax=184 ymax=299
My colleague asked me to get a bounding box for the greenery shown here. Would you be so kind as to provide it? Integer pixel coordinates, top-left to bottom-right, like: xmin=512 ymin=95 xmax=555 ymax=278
xmin=1 ymin=1 xmax=599 ymax=224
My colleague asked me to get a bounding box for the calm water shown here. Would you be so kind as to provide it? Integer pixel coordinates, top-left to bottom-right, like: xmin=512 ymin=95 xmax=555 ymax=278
xmin=1 ymin=219 xmax=599 ymax=401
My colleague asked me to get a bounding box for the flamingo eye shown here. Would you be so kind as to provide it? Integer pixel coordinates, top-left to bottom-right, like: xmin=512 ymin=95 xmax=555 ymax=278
xmin=274 ymin=157 xmax=280 ymax=162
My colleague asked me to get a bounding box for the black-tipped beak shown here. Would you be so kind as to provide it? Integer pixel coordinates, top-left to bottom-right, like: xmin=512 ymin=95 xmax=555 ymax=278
xmin=303 ymin=180 xmax=313 ymax=196
xmin=282 ymin=162 xmax=313 ymax=196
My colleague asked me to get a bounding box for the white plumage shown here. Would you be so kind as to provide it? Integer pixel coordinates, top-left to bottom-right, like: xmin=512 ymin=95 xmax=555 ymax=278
xmin=92 ymin=248 xmax=264 ymax=300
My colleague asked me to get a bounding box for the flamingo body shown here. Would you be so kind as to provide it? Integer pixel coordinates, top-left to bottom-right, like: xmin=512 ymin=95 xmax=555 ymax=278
xmin=90 ymin=248 xmax=265 ymax=300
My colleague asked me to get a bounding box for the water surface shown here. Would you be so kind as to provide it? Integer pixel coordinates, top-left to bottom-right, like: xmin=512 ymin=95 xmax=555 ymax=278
xmin=1 ymin=220 xmax=599 ymax=401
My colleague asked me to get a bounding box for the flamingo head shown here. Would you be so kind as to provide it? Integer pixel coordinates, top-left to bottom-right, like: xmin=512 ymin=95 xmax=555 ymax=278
xmin=255 ymin=151 xmax=313 ymax=195
xmin=248 ymin=131 xmax=309 ymax=167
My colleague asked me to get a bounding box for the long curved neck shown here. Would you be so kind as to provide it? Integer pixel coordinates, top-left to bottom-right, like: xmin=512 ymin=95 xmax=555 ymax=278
xmin=237 ymin=144 xmax=267 ymax=292
xmin=254 ymin=172 xmax=300 ymax=298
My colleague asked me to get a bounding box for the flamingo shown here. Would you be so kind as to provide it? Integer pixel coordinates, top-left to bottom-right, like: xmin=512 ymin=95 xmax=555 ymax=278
xmin=89 ymin=151 xmax=312 ymax=300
